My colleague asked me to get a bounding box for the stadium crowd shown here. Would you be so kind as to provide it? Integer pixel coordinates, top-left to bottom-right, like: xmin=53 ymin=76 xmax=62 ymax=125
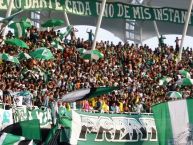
xmin=0 ymin=25 xmax=193 ymax=114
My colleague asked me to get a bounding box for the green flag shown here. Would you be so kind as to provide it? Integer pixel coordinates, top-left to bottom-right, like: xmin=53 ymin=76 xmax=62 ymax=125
xmin=176 ymin=78 xmax=193 ymax=86
xmin=166 ymin=91 xmax=182 ymax=99
xmin=0 ymin=53 xmax=20 ymax=64
xmin=81 ymin=49 xmax=104 ymax=60
xmin=179 ymin=70 xmax=191 ymax=78
xmin=17 ymin=52 xmax=31 ymax=60
xmin=30 ymin=47 xmax=54 ymax=60
xmin=152 ymin=99 xmax=193 ymax=145
xmin=41 ymin=19 xmax=64 ymax=27
xmin=5 ymin=38 xmax=29 ymax=49
xmin=159 ymin=77 xmax=172 ymax=86
xmin=59 ymin=25 xmax=73 ymax=40
xmin=51 ymin=40 xmax=64 ymax=51
xmin=2 ymin=119 xmax=41 ymax=140
xmin=22 ymin=17 xmax=33 ymax=26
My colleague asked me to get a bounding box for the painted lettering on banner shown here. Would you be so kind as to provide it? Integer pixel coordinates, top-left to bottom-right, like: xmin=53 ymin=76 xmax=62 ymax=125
xmin=79 ymin=114 xmax=157 ymax=142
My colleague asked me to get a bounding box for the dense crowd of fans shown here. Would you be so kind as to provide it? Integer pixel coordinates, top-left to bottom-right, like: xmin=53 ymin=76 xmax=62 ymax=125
xmin=0 ymin=25 xmax=193 ymax=114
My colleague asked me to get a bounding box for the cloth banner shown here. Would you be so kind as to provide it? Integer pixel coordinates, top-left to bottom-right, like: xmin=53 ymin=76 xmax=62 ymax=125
xmin=60 ymin=110 xmax=82 ymax=145
xmin=9 ymin=22 xmax=27 ymax=38
xmin=13 ymin=106 xmax=52 ymax=127
xmin=0 ymin=108 xmax=13 ymax=130
xmin=60 ymin=111 xmax=158 ymax=145
xmin=13 ymin=95 xmax=23 ymax=106
xmin=152 ymin=99 xmax=193 ymax=145
xmin=13 ymin=91 xmax=33 ymax=107
xmin=0 ymin=0 xmax=193 ymax=25
xmin=2 ymin=119 xmax=41 ymax=141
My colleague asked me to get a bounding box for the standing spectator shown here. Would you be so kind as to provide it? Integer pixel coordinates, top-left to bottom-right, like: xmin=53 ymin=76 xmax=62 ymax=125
xmin=82 ymin=100 xmax=90 ymax=112
xmin=135 ymin=98 xmax=144 ymax=113
xmin=110 ymin=102 xmax=116 ymax=113
xmin=101 ymin=99 xmax=109 ymax=113
xmin=86 ymin=29 xmax=94 ymax=45
xmin=70 ymin=27 xmax=78 ymax=42
xmin=0 ymin=84 xmax=3 ymax=102
xmin=43 ymin=92 xmax=49 ymax=107
xmin=158 ymin=35 xmax=166 ymax=48
xmin=95 ymin=98 xmax=102 ymax=112
xmin=175 ymin=37 xmax=181 ymax=52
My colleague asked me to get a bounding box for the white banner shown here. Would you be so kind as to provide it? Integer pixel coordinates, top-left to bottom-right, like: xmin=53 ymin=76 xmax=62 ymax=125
xmin=0 ymin=108 xmax=13 ymax=130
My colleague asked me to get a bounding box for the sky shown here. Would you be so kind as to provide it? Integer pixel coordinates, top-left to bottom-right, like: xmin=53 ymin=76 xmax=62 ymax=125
xmin=144 ymin=35 xmax=193 ymax=49
xmin=60 ymin=25 xmax=122 ymax=44
xmin=62 ymin=25 xmax=193 ymax=50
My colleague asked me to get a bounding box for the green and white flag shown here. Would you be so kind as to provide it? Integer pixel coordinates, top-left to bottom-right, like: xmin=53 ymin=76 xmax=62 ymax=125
xmin=60 ymin=87 xmax=118 ymax=102
xmin=179 ymin=70 xmax=191 ymax=78
xmin=0 ymin=132 xmax=33 ymax=145
xmin=77 ymin=48 xmax=86 ymax=54
xmin=152 ymin=99 xmax=193 ymax=145
xmin=59 ymin=25 xmax=73 ymax=40
xmin=81 ymin=49 xmax=104 ymax=60
xmin=17 ymin=52 xmax=31 ymax=60
xmin=9 ymin=22 xmax=25 ymax=38
xmin=9 ymin=20 xmax=31 ymax=38
xmin=51 ymin=40 xmax=64 ymax=51
xmin=0 ymin=10 xmax=23 ymax=33
xmin=22 ymin=17 xmax=33 ymax=26
xmin=0 ymin=53 xmax=20 ymax=64
xmin=13 ymin=106 xmax=52 ymax=127
xmin=159 ymin=77 xmax=172 ymax=86
xmin=166 ymin=91 xmax=182 ymax=99
xmin=176 ymin=78 xmax=193 ymax=86
xmin=30 ymin=47 xmax=54 ymax=60
xmin=59 ymin=110 xmax=81 ymax=145
xmin=2 ymin=119 xmax=41 ymax=141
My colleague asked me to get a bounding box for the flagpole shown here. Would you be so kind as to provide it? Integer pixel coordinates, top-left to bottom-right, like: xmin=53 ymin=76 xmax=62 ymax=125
xmin=64 ymin=11 xmax=70 ymax=26
xmin=153 ymin=21 xmax=160 ymax=39
xmin=91 ymin=0 xmax=107 ymax=50
xmin=2 ymin=0 xmax=14 ymax=37
xmin=140 ymin=25 xmax=143 ymax=45
xmin=178 ymin=0 xmax=193 ymax=61
xmin=146 ymin=0 xmax=160 ymax=39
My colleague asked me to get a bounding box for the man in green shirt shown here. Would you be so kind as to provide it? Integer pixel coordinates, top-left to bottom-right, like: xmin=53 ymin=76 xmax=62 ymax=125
xmin=158 ymin=35 xmax=166 ymax=48
xmin=86 ymin=29 xmax=95 ymax=45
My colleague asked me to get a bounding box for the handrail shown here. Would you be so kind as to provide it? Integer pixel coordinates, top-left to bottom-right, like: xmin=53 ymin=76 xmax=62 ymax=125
xmin=0 ymin=104 xmax=153 ymax=115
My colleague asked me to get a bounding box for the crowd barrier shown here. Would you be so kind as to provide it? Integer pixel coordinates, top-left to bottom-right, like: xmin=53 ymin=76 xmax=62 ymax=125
xmin=0 ymin=104 xmax=52 ymax=130
xmin=75 ymin=111 xmax=159 ymax=145
xmin=0 ymin=103 xmax=159 ymax=145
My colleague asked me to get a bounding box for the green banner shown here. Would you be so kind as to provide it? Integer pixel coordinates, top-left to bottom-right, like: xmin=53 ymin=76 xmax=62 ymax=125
xmin=13 ymin=106 xmax=52 ymax=127
xmin=76 ymin=111 xmax=159 ymax=145
xmin=0 ymin=0 xmax=193 ymax=25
